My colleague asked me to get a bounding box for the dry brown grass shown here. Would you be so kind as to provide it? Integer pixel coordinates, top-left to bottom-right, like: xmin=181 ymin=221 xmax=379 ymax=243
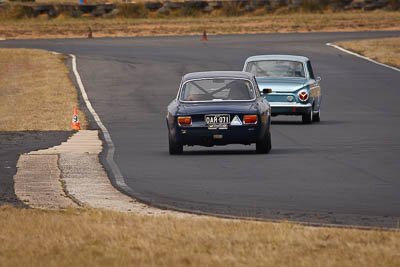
xmin=335 ymin=37 xmax=400 ymax=68
xmin=0 ymin=206 xmax=399 ymax=267
xmin=4 ymin=0 xmax=237 ymax=3
xmin=0 ymin=48 xmax=87 ymax=131
xmin=13 ymin=0 xmax=168 ymax=3
xmin=0 ymin=11 xmax=399 ymax=39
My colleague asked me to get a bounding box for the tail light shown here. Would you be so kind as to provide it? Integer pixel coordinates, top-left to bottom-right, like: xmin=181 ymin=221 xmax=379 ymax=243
xmin=178 ymin=116 xmax=192 ymax=126
xmin=298 ymin=90 xmax=309 ymax=102
xmin=243 ymin=115 xmax=258 ymax=124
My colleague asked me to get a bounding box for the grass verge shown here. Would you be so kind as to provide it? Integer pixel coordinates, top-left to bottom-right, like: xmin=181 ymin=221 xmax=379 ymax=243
xmin=0 ymin=206 xmax=399 ymax=267
xmin=0 ymin=11 xmax=399 ymax=39
xmin=335 ymin=37 xmax=400 ymax=68
xmin=0 ymin=48 xmax=87 ymax=130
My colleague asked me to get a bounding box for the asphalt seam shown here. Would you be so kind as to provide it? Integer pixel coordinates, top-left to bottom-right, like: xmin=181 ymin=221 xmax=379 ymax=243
xmin=58 ymin=154 xmax=85 ymax=207
xmin=326 ymin=42 xmax=400 ymax=72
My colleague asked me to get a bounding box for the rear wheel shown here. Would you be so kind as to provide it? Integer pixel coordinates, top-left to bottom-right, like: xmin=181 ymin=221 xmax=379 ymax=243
xmin=313 ymin=109 xmax=320 ymax=122
xmin=256 ymin=130 xmax=272 ymax=154
xmin=169 ymin=134 xmax=183 ymax=155
xmin=302 ymin=108 xmax=313 ymax=124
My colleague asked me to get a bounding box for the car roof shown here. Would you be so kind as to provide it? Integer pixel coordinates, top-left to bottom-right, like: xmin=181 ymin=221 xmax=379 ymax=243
xmin=182 ymin=71 xmax=254 ymax=82
xmin=244 ymin=55 xmax=309 ymax=63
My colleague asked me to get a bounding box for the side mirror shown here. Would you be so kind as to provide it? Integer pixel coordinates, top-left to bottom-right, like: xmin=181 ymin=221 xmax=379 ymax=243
xmin=262 ymin=88 xmax=272 ymax=95
xmin=316 ymin=76 xmax=322 ymax=83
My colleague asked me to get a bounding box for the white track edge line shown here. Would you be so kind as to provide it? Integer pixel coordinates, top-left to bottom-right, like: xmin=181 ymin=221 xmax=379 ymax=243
xmin=326 ymin=43 xmax=400 ymax=72
xmin=70 ymin=54 xmax=133 ymax=194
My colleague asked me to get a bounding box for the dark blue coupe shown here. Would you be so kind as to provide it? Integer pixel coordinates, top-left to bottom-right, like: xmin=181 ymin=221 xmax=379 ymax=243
xmin=166 ymin=71 xmax=272 ymax=155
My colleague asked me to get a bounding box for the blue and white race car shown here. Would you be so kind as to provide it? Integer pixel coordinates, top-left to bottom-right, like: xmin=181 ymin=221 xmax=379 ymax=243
xmin=243 ymin=55 xmax=322 ymax=124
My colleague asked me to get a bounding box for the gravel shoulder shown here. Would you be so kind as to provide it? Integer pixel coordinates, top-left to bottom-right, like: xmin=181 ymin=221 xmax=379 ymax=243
xmin=13 ymin=130 xmax=197 ymax=218
xmin=0 ymin=131 xmax=72 ymax=206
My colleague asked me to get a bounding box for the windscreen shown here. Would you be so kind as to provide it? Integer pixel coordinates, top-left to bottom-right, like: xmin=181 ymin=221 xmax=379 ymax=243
xmin=180 ymin=78 xmax=255 ymax=102
xmin=245 ymin=60 xmax=305 ymax=78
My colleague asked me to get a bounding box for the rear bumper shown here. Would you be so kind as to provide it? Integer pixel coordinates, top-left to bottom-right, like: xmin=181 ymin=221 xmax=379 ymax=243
xmin=270 ymin=102 xmax=312 ymax=115
xmin=177 ymin=126 xmax=261 ymax=146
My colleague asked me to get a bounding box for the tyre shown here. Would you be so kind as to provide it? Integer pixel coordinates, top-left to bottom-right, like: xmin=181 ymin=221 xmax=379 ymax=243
xmin=256 ymin=130 xmax=272 ymax=154
xmin=313 ymin=109 xmax=320 ymax=122
xmin=145 ymin=2 xmax=163 ymax=11
xmin=169 ymin=134 xmax=183 ymax=155
xmin=302 ymin=108 xmax=313 ymax=124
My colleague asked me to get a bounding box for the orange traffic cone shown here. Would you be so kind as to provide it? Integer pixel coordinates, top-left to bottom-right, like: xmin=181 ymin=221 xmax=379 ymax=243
xmin=201 ymin=30 xmax=207 ymax=41
xmin=71 ymin=108 xmax=81 ymax=130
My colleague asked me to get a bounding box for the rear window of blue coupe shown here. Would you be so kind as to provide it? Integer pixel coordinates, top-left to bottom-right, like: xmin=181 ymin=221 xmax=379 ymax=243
xmin=180 ymin=78 xmax=256 ymax=102
xmin=246 ymin=60 xmax=305 ymax=78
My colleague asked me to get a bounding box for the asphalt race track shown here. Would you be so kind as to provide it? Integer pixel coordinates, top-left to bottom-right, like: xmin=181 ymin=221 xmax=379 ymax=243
xmin=2 ymin=31 xmax=400 ymax=227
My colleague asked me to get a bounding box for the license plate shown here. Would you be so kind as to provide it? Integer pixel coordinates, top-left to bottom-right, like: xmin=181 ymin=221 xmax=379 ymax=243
xmin=205 ymin=114 xmax=230 ymax=130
